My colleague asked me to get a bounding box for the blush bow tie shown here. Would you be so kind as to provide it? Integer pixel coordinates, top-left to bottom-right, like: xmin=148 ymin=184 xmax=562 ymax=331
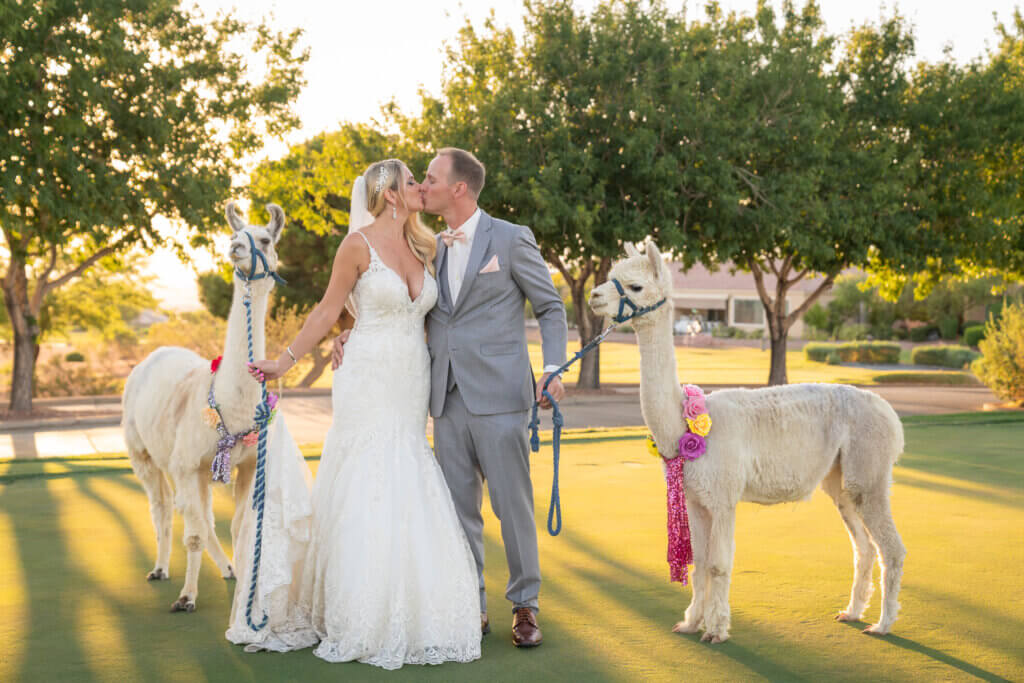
xmin=441 ymin=228 xmax=468 ymax=247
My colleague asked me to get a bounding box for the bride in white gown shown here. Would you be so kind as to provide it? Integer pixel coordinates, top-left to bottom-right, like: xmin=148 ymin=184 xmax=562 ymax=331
xmin=227 ymin=159 xmax=481 ymax=669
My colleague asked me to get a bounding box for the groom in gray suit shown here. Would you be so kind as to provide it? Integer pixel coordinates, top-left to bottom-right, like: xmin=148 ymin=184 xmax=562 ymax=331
xmin=422 ymin=148 xmax=567 ymax=648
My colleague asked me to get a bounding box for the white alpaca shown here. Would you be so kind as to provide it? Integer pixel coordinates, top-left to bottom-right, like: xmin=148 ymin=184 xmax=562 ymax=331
xmin=588 ymin=242 xmax=906 ymax=643
xmin=122 ymin=202 xmax=284 ymax=612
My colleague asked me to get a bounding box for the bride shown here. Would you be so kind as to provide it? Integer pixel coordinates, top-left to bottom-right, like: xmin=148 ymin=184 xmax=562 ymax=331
xmin=226 ymin=159 xmax=481 ymax=669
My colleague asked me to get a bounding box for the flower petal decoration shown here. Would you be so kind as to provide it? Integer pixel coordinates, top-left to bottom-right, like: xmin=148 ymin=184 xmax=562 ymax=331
xmin=686 ymin=413 xmax=712 ymax=437
xmin=678 ymin=431 xmax=707 ymax=460
xmin=210 ymin=355 xmax=222 ymax=374
xmin=646 ymin=434 xmax=662 ymax=458
xmin=242 ymin=431 xmax=259 ymax=447
xmin=202 ymin=406 xmax=220 ymax=429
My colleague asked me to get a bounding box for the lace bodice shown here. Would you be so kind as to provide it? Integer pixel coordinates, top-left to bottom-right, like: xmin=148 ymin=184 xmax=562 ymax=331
xmin=349 ymin=233 xmax=437 ymax=335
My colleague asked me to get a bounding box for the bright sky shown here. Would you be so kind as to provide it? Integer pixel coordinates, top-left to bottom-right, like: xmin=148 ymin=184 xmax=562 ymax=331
xmin=148 ymin=0 xmax=1020 ymax=311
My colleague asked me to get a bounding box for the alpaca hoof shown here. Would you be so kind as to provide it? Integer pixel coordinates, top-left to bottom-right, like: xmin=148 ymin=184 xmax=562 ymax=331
xmin=243 ymin=644 xmax=267 ymax=653
xmin=147 ymin=568 xmax=169 ymax=581
xmin=673 ymin=621 xmax=700 ymax=634
xmin=862 ymin=624 xmax=890 ymax=636
xmin=835 ymin=611 xmax=857 ymax=622
xmin=170 ymin=596 xmax=196 ymax=613
xmin=222 ymin=565 xmax=236 ymax=580
xmin=701 ymin=631 xmax=729 ymax=644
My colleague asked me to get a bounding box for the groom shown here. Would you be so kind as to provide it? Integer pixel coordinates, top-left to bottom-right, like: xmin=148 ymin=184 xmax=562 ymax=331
xmin=336 ymin=148 xmax=568 ymax=647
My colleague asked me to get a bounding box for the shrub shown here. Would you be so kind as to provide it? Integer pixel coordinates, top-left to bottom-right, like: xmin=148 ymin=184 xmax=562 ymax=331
xmin=911 ymin=345 xmax=981 ymax=369
xmin=835 ymin=323 xmax=870 ymax=341
xmin=711 ymin=326 xmax=739 ymax=338
xmin=804 ymin=343 xmax=837 ymax=363
xmin=838 ymin=341 xmax=901 ymax=364
xmin=65 ymin=351 xmax=86 ymax=363
xmin=35 ymin=355 xmax=123 ymax=397
xmin=909 ymin=325 xmax=938 ymax=342
xmin=826 ymin=350 xmax=841 ymax=365
xmin=938 ymin=316 xmax=959 ymax=340
xmin=873 ymin=371 xmax=979 ymax=385
xmin=973 ymin=301 xmax=1024 ymax=402
xmin=963 ymin=324 xmax=985 ymax=348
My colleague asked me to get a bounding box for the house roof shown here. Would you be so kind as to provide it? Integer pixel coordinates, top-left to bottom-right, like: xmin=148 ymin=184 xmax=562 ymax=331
xmin=669 ymin=261 xmax=856 ymax=294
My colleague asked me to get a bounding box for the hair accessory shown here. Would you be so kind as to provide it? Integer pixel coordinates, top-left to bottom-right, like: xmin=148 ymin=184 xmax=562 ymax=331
xmin=375 ymin=165 xmax=388 ymax=194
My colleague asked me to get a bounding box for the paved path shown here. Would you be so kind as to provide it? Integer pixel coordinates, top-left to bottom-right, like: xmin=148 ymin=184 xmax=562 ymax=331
xmin=0 ymin=384 xmax=999 ymax=460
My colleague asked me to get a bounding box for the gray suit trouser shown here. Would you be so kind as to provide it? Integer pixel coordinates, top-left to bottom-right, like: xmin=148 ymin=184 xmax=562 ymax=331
xmin=434 ymin=383 xmax=540 ymax=614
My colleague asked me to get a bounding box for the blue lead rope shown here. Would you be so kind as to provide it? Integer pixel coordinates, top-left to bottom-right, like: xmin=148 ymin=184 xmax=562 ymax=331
xmin=528 ymin=278 xmax=667 ymax=537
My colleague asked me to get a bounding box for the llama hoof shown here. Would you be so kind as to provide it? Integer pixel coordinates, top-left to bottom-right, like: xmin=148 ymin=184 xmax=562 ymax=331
xmin=700 ymin=630 xmax=729 ymax=644
xmin=672 ymin=621 xmax=701 ymax=634
xmin=146 ymin=568 xmax=169 ymax=581
xmin=170 ymin=596 xmax=196 ymax=613
xmin=835 ymin=611 xmax=858 ymax=622
xmin=862 ymin=624 xmax=890 ymax=636
xmin=222 ymin=565 xmax=236 ymax=580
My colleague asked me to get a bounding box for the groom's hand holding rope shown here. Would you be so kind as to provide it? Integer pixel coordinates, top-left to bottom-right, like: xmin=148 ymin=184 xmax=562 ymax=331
xmin=536 ymin=372 xmax=565 ymax=409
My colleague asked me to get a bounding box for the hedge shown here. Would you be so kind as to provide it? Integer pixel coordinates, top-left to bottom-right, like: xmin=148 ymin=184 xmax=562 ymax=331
xmin=805 ymin=341 xmax=901 ymax=364
xmin=963 ymin=324 xmax=985 ymax=348
xmin=910 ymin=345 xmax=981 ymax=369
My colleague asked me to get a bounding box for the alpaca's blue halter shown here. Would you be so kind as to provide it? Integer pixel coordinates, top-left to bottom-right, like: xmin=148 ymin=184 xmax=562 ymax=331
xmin=234 ymin=231 xmax=287 ymax=285
xmin=528 ymin=278 xmax=667 ymax=536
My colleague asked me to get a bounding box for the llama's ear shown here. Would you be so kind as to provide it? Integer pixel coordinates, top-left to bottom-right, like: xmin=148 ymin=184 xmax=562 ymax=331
xmin=266 ymin=204 xmax=286 ymax=243
xmin=225 ymin=202 xmax=247 ymax=233
xmin=647 ymin=242 xmax=663 ymax=280
xmin=623 ymin=242 xmax=641 ymax=258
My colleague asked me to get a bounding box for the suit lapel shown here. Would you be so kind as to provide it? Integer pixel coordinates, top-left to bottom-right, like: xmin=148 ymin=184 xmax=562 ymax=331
xmin=453 ymin=211 xmax=493 ymax=315
xmin=434 ymin=237 xmax=452 ymax=314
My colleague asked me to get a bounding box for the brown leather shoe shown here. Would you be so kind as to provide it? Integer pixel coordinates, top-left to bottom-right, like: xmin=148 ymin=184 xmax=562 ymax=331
xmin=512 ymin=607 xmax=542 ymax=647
xmin=481 ymin=613 xmax=490 ymax=635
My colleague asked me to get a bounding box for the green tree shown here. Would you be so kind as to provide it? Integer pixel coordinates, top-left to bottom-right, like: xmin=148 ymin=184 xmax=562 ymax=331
xmin=0 ymin=0 xmax=307 ymax=411
xmin=197 ymin=267 xmax=234 ymax=320
xmin=41 ymin=263 xmax=158 ymax=343
xmin=395 ymin=0 xmax=704 ymax=388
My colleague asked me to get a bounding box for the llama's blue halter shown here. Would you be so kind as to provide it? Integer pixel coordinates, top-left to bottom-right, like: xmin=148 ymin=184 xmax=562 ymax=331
xmin=528 ymin=279 xmax=667 ymax=536
xmin=234 ymin=231 xmax=287 ymax=285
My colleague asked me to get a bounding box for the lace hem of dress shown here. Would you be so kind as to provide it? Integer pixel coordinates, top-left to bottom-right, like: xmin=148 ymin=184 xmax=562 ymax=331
xmin=313 ymin=639 xmax=481 ymax=670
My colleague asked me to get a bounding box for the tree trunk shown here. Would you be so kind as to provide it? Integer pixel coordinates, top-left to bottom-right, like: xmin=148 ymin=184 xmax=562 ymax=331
xmin=298 ymin=344 xmax=332 ymax=387
xmin=3 ymin=265 xmax=40 ymax=412
xmin=767 ymin=327 xmax=788 ymax=386
xmin=571 ymin=279 xmax=601 ymax=390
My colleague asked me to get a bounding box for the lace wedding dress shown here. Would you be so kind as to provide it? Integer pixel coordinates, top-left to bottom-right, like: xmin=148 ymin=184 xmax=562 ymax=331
xmin=226 ymin=235 xmax=481 ymax=669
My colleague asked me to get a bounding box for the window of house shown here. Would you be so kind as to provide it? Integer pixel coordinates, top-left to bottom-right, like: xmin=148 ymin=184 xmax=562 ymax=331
xmin=733 ymin=299 xmax=764 ymax=325
xmin=707 ymin=309 xmax=726 ymax=322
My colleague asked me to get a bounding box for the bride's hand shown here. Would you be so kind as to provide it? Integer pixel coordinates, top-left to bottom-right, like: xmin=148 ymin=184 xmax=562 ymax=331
xmin=331 ymin=330 xmax=352 ymax=370
xmin=248 ymin=359 xmax=286 ymax=382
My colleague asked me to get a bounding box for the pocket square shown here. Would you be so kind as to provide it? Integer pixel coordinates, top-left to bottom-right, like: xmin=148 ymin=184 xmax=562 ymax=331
xmin=479 ymin=254 xmax=500 ymax=274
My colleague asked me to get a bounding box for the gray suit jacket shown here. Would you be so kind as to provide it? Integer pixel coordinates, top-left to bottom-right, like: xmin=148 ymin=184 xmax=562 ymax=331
xmin=427 ymin=211 xmax=568 ymax=418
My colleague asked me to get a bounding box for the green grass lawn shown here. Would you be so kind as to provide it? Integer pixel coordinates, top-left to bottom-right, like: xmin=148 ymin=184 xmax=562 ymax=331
xmin=1 ymin=415 xmax=1021 ymax=681
xmin=312 ymin=341 xmax=976 ymax=388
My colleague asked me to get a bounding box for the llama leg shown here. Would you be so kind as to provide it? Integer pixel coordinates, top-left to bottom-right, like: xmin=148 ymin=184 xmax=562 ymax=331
xmin=674 ymin=500 xmax=710 ymax=634
xmin=231 ymin=459 xmax=256 ymax=553
xmin=128 ymin=447 xmax=174 ymax=581
xmin=171 ymin=470 xmax=207 ymax=612
xmin=856 ymin=490 xmax=905 ymax=635
xmin=198 ymin=474 xmax=235 ymax=579
xmin=700 ymin=506 xmax=737 ymax=644
xmin=822 ymin=466 xmax=875 ymax=621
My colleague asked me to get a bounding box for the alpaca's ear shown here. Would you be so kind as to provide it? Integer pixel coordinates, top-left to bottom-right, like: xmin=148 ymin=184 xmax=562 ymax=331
xmin=623 ymin=242 xmax=641 ymax=258
xmin=647 ymin=242 xmax=663 ymax=280
xmin=225 ymin=202 xmax=247 ymax=233
xmin=266 ymin=204 xmax=286 ymax=243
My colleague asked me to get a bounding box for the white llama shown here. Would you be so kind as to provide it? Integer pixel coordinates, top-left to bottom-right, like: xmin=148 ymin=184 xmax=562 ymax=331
xmin=122 ymin=202 xmax=284 ymax=612
xmin=588 ymin=242 xmax=906 ymax=643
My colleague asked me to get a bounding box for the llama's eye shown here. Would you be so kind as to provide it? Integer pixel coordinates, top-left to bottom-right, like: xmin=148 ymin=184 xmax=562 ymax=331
xmin=629 ymin=284 xmax=643 ymax=292
xmin=260 ymin=238 xmax=271 ymax=246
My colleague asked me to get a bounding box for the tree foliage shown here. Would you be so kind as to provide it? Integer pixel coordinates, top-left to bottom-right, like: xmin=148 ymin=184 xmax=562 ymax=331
xmin=0 ymin=0 xmax=307 ymax=410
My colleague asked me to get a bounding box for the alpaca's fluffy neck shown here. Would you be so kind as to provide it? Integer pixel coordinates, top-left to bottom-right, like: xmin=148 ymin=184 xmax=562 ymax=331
xmin=635 ymin=307 xmax=685 ymax=454
xmin=214 ymin=277 xmax=272 ymax=411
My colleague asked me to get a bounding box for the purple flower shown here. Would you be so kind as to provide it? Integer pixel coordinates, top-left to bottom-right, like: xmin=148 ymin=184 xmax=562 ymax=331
xmin=678 ymin=432 xmax=707 ymax=461
xmin=267 ymin=392 xmax=278 ymax=410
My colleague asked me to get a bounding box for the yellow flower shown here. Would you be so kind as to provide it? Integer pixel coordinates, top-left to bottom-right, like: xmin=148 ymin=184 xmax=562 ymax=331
xmin=686 ymin=413 xmax=712 ymax=437
xmin=202 ymin=406 xmax=220 ymax=429
xmin=645 ymin=434 xmax=662 ymax=458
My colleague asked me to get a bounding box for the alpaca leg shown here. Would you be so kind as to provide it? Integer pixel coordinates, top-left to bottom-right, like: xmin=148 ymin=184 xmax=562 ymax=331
xmin=171 ymin=471 xmax=207 ymax=612
xmin=700 ymin=506 xmax=737 ymax=644
xmin=856 ymin=490 xmax=905 ymax=635
xmin=822 ymin=466 xmax=875 ymax=621
xmin=231 ymin=459 xmax=256 ymax=553
xmin=674 ymin=500 xmax=710 ymax=634
xmin=128 ymin=447 xmax=174 ymax=581
xmin=198 ymin=474 xmax=235 ymax=579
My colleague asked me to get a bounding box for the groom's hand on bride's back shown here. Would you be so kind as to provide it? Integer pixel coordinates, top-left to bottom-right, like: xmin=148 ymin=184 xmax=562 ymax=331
xmin=330 ymin=330 xmax=351 ymax=370
xmin=536 ymin=373 xmax=565 ymax=409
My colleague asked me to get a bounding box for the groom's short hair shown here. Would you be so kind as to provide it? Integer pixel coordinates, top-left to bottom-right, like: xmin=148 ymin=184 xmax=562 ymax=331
xmin=438 ymin=147 xmax=485 ymax=198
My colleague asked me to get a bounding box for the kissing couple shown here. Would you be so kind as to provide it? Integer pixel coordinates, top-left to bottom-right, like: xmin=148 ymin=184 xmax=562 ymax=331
xmin=227 ymin=147 xmax=569 ymax=670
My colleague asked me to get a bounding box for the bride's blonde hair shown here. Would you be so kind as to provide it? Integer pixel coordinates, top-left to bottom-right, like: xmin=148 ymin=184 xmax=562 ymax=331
xmin=364 ymin=159 xmax=437 ymax=276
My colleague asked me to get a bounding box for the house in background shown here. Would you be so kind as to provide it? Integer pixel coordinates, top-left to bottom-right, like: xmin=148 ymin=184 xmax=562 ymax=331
xmin=669 ymin=262 xmax=843 ymax=338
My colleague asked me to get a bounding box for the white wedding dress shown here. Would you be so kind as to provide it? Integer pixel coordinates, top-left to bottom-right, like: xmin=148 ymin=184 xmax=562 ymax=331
xmin=226 ymin=236 xmax=481 ymax=669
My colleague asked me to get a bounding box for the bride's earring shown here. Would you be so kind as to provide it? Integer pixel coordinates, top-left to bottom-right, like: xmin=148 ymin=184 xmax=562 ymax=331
xmin=392 ymin=205 xmax=397 ymax=219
